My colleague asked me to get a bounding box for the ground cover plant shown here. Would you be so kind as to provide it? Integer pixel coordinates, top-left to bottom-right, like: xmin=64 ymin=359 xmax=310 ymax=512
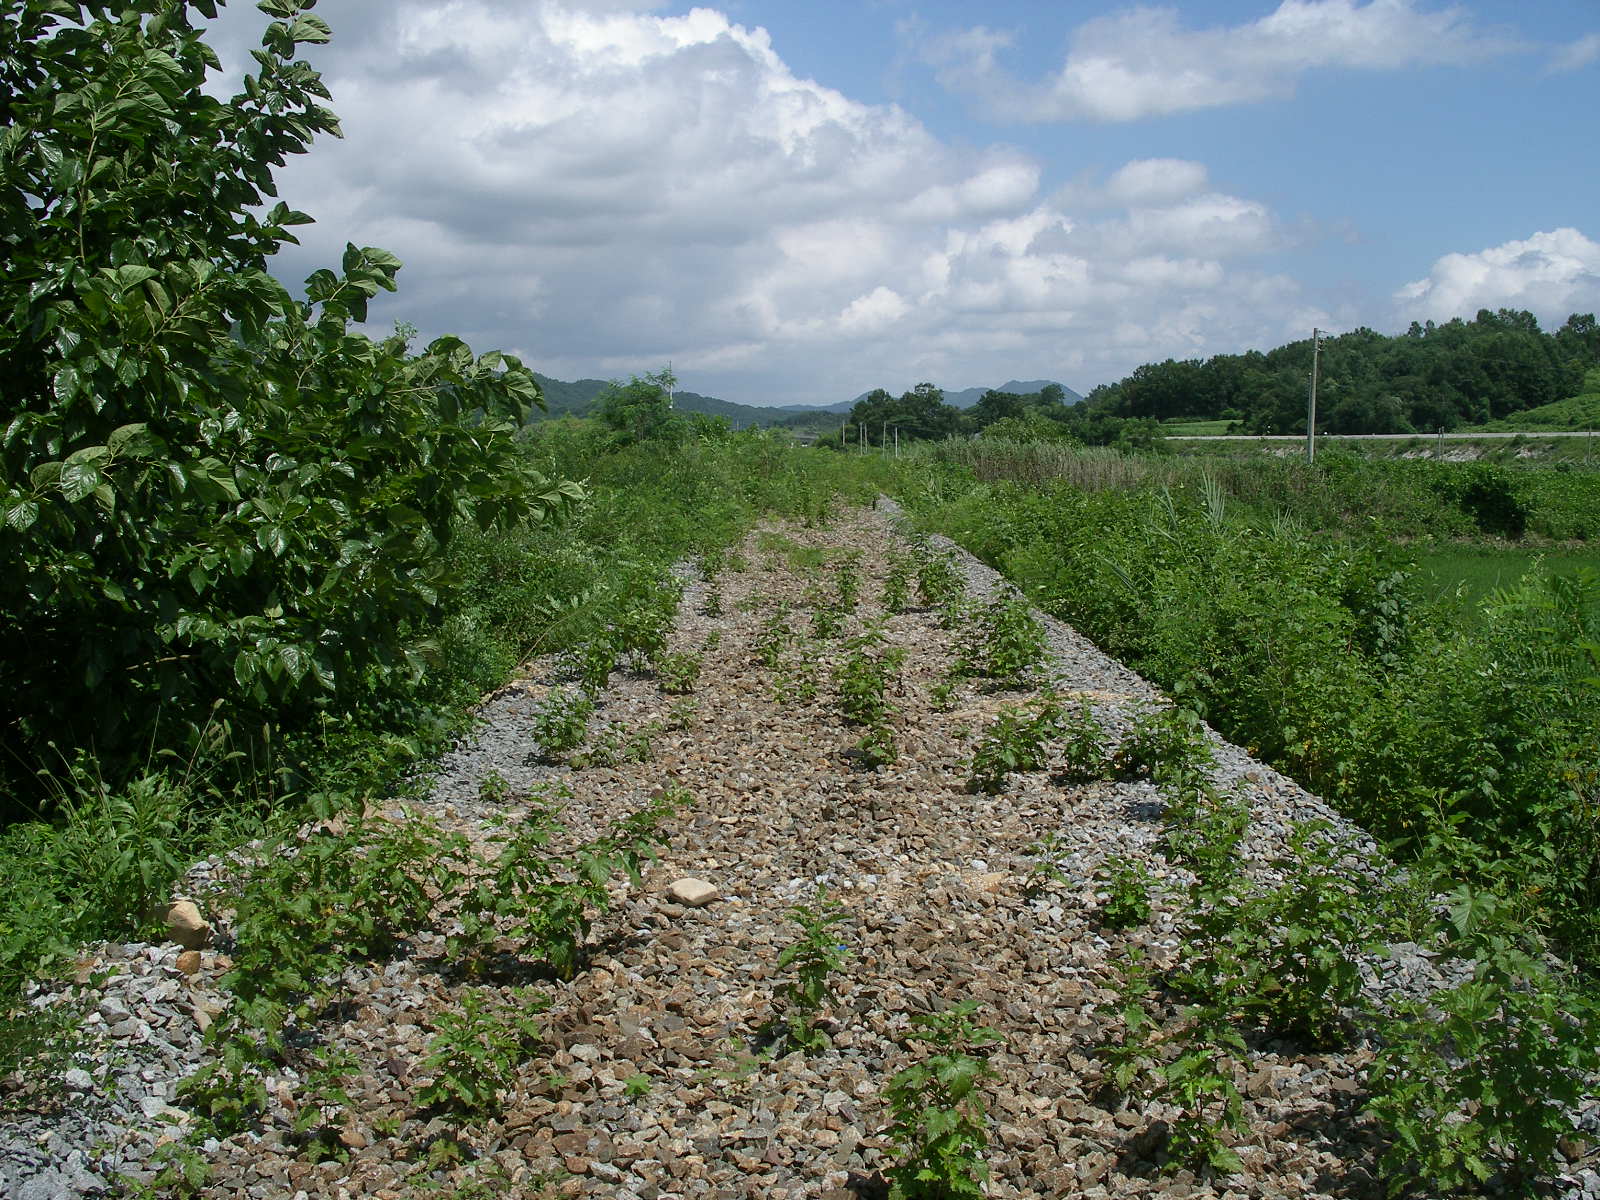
xmin=768 ymin=887 xmax=852 ymax=1055
xmin=882 ymin=1001 xmax=1002 ymax=1200
xmin=901 ymin=453 xmax=1600 ymax=970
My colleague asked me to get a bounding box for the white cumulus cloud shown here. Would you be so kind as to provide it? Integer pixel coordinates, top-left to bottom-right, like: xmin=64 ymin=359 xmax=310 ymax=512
xmin=210 ymin=1 xmax=1342 ymax=401
xmin=920 ymin=1 xmax=1516 ymax=123
xmin=1395 ymin=229 xmax=1600 ymax=324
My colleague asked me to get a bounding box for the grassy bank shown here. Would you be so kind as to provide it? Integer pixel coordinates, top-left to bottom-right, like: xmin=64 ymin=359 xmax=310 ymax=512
xmin=894 ymin=446 xmax=1600 ymax=970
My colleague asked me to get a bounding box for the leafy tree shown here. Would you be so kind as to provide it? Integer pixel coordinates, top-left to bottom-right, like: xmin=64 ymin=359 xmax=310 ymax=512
xmin=0 ymin=0 xmax=577 ymax=806
xmin=847 ymin=383 xmax=961 ymax=445
xmin=596 ymin=368 xmax=677 ymax=444
xmin=970 ymin=390 xmax=1025 ymax=430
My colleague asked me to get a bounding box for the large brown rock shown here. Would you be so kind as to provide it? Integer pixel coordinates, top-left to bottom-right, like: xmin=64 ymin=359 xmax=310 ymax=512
xmin=161 ymin=900 xmax=210 ymax=950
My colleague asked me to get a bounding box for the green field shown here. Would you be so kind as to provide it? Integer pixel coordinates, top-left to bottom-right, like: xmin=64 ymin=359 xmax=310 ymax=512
xmin=1418 ymin=545 xmax=1600 ymax=607
xmin=1159 ymin=418 xmax=1235 ymax=436
xmin=1472 ymin=368 xmax=1600 ymax=432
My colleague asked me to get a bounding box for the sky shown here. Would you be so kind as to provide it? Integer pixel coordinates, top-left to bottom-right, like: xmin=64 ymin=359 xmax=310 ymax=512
xmin=203 ymin=0 xmax=1600 ymax=407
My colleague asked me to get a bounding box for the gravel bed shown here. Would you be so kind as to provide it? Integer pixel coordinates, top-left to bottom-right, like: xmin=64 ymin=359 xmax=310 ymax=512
xmin=3 ymin=501 xmax=1597 ymax=1198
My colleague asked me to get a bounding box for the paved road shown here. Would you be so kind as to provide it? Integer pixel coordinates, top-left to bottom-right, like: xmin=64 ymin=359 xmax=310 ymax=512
xmin=1170 ymin=431 xmax=1597 ymax=441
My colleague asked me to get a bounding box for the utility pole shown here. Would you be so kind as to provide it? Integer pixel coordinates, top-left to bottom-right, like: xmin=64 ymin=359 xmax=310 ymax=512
xmin=894 ymin=427 xmax=899 ymax=458
xmin=1306 ymin=328 xmax=1322 ymax=464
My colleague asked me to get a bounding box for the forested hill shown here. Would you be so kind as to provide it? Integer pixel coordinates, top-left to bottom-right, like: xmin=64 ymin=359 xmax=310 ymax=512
xmin=528 ymin=375 xmax=1083 ymax=430
xmin=530 ymin=374 xmax=787 ymax=429
xmin=1085 ymin=309 xmax=1600 ymax=435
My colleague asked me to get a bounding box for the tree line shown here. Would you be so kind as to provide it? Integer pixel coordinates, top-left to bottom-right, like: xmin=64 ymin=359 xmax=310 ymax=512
xmin=1086 ymin=310 xmax=1600 ymax=435
xmin=823 ymin=382 xmax=1087 ymax=448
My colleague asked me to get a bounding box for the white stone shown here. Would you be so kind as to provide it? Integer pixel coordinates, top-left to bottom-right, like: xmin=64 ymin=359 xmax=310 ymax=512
xmin=667 ymin=878 xmax=719 ymax=908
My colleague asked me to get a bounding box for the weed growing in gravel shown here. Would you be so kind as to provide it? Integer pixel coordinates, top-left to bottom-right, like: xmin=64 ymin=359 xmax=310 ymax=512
xmin=966 ymin=694 xmax=1063 ymax=793
xmin=834 ymin=626 xmax=906 ymax=727
xmin=1154 ymin=1009 xmax=1250 ymax=1174
xmin=881 ymin=552 xmax=914 ymax=614
xmin=1174 ymin=823 xmax=1377 ymax=1045
xmin=1366 ymin=890 xmax=1600 ymax=1195
xmin=1161 ymin=786 xmax=1249 ymax=885
xmin=1115 ymin=704 xmax=1214 ymax=786
xmin=291 ymin=1046 xmax=359 ymax=1157
xmin=1096 ymin=855 xmax=1155 ymax=929
xmin=701 ymin=586 xmax=723 ymax=617
xmin=609 ymin=587 xmax=680 ymax=666
xmin=832 ymin=549 xmax=864 ymax=611
xmin=811 ymin=596 xmax=848 ymax=639
xmin=477 ymin=771 xmax=513 ymax=806
xmin=180 ymin=809 xmax=466 ymax=1132
xmin=913 ymin=543 xmax=965 ymax=610
xmin=623 ymin=1073 xmax=652 ymax=1099
xmin=571 ymin=720 xmax=659 ymax=769
xmin=954 ymin=594 xmax=1047 ymax=686
xmin=883 ymin=1000 xmax=1001 ymax=1200
xmin=416 ymin=986 xmax=546 ymax=1116
xmin=1054 ymin=699 xmax=1114 ymax=782
xmin=1096 ymin=951 xmax=1160 ymax=1095
xmin=122 ymin=1142 xmax=212 ymax=1198
xmin=1022 ymin=832 xmax=1069 ymax=895
xmin=774 ymin=655 xmax=821 ymax=704
xmin=834 ymin=627 xmax=906 ymax=767
xmin=754 ymin=608 xmax=794 ymax=668
xmin=530 ymin=688 xmax=592 ymax=761
xmin=453 ymin=788 xmax=685 ymax=979
xmin=655 ymin=649 xmax=701 ymax=695
xmin=569 ymin=637 xmax=617 ymax=697
xmin=1097 ymin=953 xmax=1249 ymax=1176
xmin=770 ymin=887 xmax=852 ymax=1054
xmin=848 ymin=723 xmax=899 ymax=769
xmin=665 ymin=699 xmax=698 ymax=730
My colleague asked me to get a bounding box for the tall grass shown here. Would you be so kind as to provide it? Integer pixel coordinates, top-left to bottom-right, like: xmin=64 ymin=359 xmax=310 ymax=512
xmin=903 ymin=439 xmax=1600 ymax=542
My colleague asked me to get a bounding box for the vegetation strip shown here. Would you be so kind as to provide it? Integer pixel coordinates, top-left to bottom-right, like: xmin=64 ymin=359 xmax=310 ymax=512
xmin=5 ymin=504 xmax=1597 ymax=1198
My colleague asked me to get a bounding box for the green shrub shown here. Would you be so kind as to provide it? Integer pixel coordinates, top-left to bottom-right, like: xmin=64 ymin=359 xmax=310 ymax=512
xmin=771 ymin=887 xmax=852 ymax=1054
xmin=417 ymin=987 xmax=546 ymax=1117
xmin=967 ymin=696 xmax=1062 ymax=793
xmin=883 ymin=1001 xmax=1001 ymax=1199
xmin=1367 ymin=890 xmax=1600 ymax=1194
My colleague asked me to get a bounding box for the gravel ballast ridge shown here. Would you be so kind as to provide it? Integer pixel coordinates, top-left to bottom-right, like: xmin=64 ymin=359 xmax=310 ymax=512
xmin=4 ymin=501 xmax=1597 ymax=1198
